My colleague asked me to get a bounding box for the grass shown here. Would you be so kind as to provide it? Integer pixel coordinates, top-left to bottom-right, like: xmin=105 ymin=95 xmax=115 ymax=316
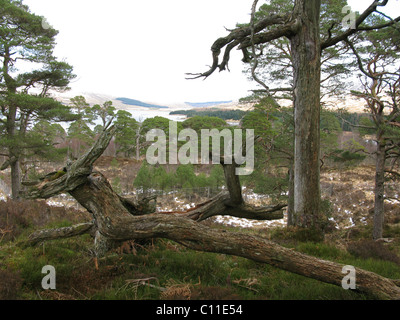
xmin=1 ymin=200 xmax=400 ymax=300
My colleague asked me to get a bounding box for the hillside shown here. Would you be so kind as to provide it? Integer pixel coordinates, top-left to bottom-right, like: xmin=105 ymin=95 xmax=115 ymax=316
xmin=116 ymin=97 xmax=169 ymax=109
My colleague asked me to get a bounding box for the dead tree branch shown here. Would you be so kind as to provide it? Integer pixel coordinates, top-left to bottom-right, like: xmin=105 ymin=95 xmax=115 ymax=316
xmin=20 ymin=222 xmax=95 ymax=248
xmin=185 ymin=14 xmax=295 ymax=80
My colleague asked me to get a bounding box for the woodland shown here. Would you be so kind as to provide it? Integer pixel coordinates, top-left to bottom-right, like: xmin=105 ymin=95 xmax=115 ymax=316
xmin=0 ymin=0 xmax=400 ymax=301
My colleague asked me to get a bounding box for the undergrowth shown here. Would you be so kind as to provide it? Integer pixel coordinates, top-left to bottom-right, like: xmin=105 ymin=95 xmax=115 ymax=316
xmin=0 ymin=199 xmax=400 ymax=300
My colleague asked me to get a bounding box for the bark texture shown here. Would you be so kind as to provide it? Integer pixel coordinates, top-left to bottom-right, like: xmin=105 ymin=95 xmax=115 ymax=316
xmin=23 ymin=222 xmax=95 ymax=247
xmin=290 ymin=0 xmax=322 ymax=228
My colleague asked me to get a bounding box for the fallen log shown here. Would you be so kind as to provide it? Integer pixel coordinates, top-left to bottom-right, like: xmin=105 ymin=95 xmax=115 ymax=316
xmin=21 ymin=125 xmax=400 ymax=300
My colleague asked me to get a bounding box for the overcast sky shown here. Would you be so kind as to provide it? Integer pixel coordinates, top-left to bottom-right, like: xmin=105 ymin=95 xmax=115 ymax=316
xmin=23 ymin=0 xmax=400 ymax=105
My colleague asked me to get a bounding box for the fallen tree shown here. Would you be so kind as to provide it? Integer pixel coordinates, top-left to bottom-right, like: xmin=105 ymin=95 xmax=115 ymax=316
xmin=21 ymin=125 xmax=400 ymax=300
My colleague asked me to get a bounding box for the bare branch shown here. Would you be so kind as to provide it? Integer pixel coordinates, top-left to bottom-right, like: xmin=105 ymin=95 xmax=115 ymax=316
xmin=186 ymin=14 xmax=292 ymax=80
xmin=0 ymin=159 xmax=10 ymax=171
xmin=385 ymin=169 xmax=400 ymax=178
xmin=345 ymin=39 xmax=377 ymax=80
xmin=337 ymin=112 xmax=377 ymax=131
xmin=22 ymin=125 xmax=116 ymax=199
xmin=251 ymin=87 xmax=294 ymax=94
xmin=20 ymin=222 xmax=95 ymax=247
xmin=321 ymin=0 xmax=399 ymax=50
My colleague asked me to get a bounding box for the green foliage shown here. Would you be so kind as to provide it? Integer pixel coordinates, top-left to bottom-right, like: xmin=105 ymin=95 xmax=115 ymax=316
xmin=5 ymin=226 xmax=399 ymax=300
xmin=0 ymin=94 xmax=75 ymax=160
xmin=29 ymin=120 xmax=67 ymax=162
xmin=133 ymin=162 xmax=172 ymax=192
xmin=134 ymin=161 xmax=225 ymax=194
xmin=320 ymin=108 xmax=342 ymax=157
xmin=6 ymin=93 xmax=78 ymax=122
xmin=133 ymin=161 xmax=154 ymax=192
xmin=182 ymin=116 xmax=228 ymax=133
xmin=175 ymin=164 xmax=196 ymax=188
xmin=331 ymin=150 xmax=366 ymax=164
xmin=68 ymin=121 xmax=94 ymax=144
xmin=240 ymin=98 xmax=292 ymax=198
xmin=138 ymin=117 xmax=185 ymax=160
xmin=242 ymin=168 xmax=287 ymax=199
xmin=114 ymin=110 xmax=139 ymax=157
xmin=2 ymin=197 xmax=400 ymax=301
xmin=209 ymin=165 xmax=225 ymax=189
xmin=140 ymin=116 xmax=182 ymax=137
xmin=241 ymin=99 xmax=278 ymax=140
xmin=321 ymin=109 xmax=342 ymax=134
xmin=327 ymin=138 xmax=367 ymax=168
xmin=239 ymin=0 xmax=353 ymax=98
xmin=152 ymin=166 xmax=171 ymax=191
xmin=0 ymin=0 xmax=77 ymax=195
xmin=110 ymin=158 xmax=119 ymax=169
xmin=334 ymin=111 xmax=363 ymax=132
xmin=170 ymin=109 xmax=247 ymax=121
xmin=66 ymin=96 xmax=98 ymax=157
xmin=241 ymin=97 xmax=286 ymax=159
xmin=111 ymin=176 xmax=122 ymax=194
xmin=69 ymin=96 xmax=95 ymax=124
xmin=358 ymin=116 xmax=377 ymax=136
xmin=91 ymin=101 xmax=116 ymax=127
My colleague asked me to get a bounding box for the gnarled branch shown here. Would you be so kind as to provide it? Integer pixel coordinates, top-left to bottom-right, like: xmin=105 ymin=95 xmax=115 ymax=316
xmin=20 ymin=222 xmax=95 ymax=248
xmin=185 ymin=14 xmax=292 ymax=80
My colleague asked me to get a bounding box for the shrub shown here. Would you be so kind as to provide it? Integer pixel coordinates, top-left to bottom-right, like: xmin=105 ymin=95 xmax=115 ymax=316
xmin=347 ymin=240 xmax=400 ymax=265
xmin=0 ymin=200 xmax=32 ymax=241
xmin=0 ymin=199 xmax=90 ymax=242
xmin=0 ymin=269 xmax=23 ymax=300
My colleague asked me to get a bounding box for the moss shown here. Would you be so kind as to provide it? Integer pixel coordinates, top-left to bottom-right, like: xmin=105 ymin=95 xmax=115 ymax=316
xmin=48 ymin=170 xmax=66 ymax=181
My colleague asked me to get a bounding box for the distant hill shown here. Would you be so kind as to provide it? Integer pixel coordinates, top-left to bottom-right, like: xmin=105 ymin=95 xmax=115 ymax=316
xmin=116 ymin=97 xmax=169 ymax=109
xmin=184 ymin=101 xmax=233 ymax=108
xmin=170 ymin=108 xmax=247 ymax=121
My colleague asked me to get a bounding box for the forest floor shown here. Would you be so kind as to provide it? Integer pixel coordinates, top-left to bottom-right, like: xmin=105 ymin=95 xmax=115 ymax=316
xmin=0 ymin=158 xmax=399 ymax=300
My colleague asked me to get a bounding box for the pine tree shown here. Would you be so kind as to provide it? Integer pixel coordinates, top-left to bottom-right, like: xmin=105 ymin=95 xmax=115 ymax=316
xmin=0 ymin=0 xmax=77 ymax=198
xmin=114 ymin=110 xmax=139 ymax=158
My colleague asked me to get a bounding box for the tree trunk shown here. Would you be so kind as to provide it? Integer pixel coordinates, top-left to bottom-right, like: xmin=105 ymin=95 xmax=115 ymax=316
xmin=221 ymin=160 xmax=243 ymax=206
xmin=10 ymin=158 xmax=21 ymax=199
xmin=290 ymin=0 xmax=322 ymax=229
xmin=136 ymin=125 xmax=142 ymax=161
xmin=8 ymin=104 xmax=21 ymax=199
xmin=287 ymin=164 xmax=295 ymax=226
xmin=4 ymin=45 xmax=21 ymax=199
xmin=373 ymin=140 xmax=386 ymax=239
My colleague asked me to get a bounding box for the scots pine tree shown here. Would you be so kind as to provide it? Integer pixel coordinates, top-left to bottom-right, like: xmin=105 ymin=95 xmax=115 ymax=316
xmin=0 ymin=0 xmax=77 ymax=198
